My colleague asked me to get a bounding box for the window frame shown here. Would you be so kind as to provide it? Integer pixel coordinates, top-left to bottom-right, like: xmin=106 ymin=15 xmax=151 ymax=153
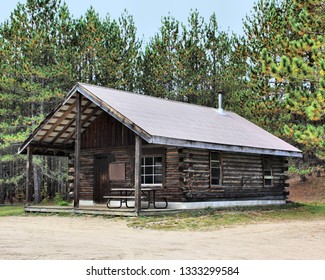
xmin=140 ymin=148 xmax=166 ymax=188
xmin=210 ymin=152 xmax=222 ymax=187
xmin=263 ymin=157 xmax=274 ymax=187
xmin=141 ymin=155 xmax=163 ymax=187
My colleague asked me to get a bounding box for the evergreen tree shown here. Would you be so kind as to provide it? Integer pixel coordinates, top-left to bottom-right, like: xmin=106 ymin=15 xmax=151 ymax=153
xmin=280 ymin=0 xmax=324 ymax=161
xmin=0 ymin=0 xmax=73 ymax=202
xmin=140 ymin=11 xmax=241 ymax=107
xmin=243 ymin=0 xmax=324 ymax=162
xmin=204 ymin=14 xmax=247 ymax=110
xmin=241 ymin=0 xmax=292 ymax=132
xmin=139 ymin=14 xmax=181 ymax=99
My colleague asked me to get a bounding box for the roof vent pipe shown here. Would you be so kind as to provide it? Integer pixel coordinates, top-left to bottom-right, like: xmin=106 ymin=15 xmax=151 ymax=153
xmin=218 ymin=93 xmax=223 ymax=111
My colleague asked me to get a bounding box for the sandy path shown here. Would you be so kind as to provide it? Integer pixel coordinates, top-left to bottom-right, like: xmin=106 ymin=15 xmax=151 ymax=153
xmin=0 ymin=216 xmax=324 ymax=260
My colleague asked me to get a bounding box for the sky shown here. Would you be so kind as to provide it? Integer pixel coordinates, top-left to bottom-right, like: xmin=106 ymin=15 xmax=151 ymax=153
xmin=0 ymin=0 xmax=257 ymax=41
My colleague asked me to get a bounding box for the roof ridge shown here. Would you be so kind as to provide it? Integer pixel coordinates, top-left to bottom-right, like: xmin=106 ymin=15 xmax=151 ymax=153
xmin=78 ymin=82 xmax=228 ymax=113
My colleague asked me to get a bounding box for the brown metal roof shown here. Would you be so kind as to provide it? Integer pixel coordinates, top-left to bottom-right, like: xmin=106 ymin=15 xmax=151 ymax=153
xmin=18 ymin=83 xmax=302 ymax=157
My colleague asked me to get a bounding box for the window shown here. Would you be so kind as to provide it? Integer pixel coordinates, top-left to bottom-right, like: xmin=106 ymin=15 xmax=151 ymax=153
xmin=141 ymin=156 xmax=163 ymax=186
xmin=263 ymin=157 xmax=273 ymax=186
xmin=210 ymin=152 xmax=222 ymax=186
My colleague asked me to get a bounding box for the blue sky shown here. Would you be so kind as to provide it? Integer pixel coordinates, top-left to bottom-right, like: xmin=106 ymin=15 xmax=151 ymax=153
xmin=0 ymin=0 xmax=256 ymax=40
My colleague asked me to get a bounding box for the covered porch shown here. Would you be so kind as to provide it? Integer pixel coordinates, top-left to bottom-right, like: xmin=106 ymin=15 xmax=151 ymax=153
xmin=19 ymin=84 xmax=166 ymax=216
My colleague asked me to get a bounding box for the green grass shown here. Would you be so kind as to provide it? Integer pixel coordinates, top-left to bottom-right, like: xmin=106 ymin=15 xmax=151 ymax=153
xmin=126 ymin=203 xmax=325 ymax=231
xmin=1 ymin=203 xmax=325 ymax=231
xmin=0 ymin=206 xmax=25 ymax=216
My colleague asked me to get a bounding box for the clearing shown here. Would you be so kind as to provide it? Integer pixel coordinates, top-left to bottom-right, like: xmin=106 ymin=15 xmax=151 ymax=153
xmin=0 ymin=173 xmax=324 ymax=260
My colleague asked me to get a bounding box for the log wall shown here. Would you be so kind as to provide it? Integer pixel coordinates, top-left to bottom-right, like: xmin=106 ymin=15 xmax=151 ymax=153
xmin=179 ymin=148 xmax=289 ymax=201
xmin=71 ymin=116 xmax=289 ymax=203
xmin=70 ymin=146 xmax=134 ymax=200
xmin=70 ymin=145 xmax=289 ymax=202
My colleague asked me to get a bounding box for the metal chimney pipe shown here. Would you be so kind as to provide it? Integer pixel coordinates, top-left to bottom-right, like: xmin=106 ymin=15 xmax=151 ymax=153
xmin=218 ymin=93 xmax=223 ymax=111
xmin=216 ymin=91 xmax=226 ymax=115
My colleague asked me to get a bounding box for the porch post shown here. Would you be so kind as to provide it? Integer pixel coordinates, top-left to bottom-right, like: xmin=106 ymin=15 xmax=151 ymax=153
xmin=74 ymin=92 xmax=82 ymax=208
xmin=26 ymin=146 xmax=33 ymax=205
xmin=134 ymin=135 xmax=142 ymax=215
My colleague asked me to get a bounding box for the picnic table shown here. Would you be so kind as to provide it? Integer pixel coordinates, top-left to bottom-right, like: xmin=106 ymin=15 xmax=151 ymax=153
xmin=103 ymin=187 xmax=168 ymax=209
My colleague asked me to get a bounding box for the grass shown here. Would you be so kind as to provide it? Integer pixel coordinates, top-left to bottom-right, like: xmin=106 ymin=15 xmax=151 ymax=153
xmin=0 ymin=205 xmax=25 ymax=216
xmin=1 ymin=202 xmax=325 ymax=231
xmin=126 ymin=202 xmax=325 ymax=231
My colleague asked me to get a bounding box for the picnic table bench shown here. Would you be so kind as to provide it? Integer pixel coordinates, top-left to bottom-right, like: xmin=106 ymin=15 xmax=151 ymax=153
xmin=104 ymin=187 xmax=168 ymax=209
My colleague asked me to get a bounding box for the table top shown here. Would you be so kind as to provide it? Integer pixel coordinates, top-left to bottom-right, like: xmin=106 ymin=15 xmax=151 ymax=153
xmin=110 ymin=187 xmax=156 ymax=191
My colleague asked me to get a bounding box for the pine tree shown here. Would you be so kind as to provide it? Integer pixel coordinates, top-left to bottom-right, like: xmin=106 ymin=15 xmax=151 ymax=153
xmin=139 ymin=14 xmax=181 ymax=99
xmin=241 ymin=0 xmax=292 ymax=133
xmin=204 ymin=14 xmax=248 ymax=110
xmin=0 ymin=0 xmax=73 ymax=203
xmin=244 ymin=0 xmax=325 ymax=161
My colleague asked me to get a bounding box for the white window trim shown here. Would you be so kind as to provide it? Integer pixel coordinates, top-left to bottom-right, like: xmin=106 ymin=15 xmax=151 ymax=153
xmin=141 ymin=155 xmax=163 ymax=187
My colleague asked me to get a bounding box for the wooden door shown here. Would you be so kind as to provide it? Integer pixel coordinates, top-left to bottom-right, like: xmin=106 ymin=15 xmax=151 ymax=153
xmin=94 ymin=156 xmax=108 ymax=203
xmin=94 ymin=154 xmax=113 ymax=203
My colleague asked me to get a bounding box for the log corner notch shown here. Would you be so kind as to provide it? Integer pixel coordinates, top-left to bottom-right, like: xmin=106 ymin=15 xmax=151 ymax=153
xmin=74 ymin=92 xmax=82 ymax=208
xmin=26 ymin=146 xmax=33 ymax=205
xmin=134 ymin=135 xmax=142 ymax=215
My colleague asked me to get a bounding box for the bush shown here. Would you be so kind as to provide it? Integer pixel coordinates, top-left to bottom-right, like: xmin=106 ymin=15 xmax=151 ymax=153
xmin=54 ymin=192 xmax=69 ymax=206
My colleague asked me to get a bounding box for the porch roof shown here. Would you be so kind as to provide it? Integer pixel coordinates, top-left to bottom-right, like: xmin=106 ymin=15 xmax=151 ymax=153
xmin=18 ymin=83 xmax=302 ymax=157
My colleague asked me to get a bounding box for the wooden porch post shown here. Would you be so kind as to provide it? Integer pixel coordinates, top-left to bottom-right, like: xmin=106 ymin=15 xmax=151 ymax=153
xmin=26 ymin=146 xmax=33 ymax=205
xmin=134 ymin=135 xmax=142 ymax=215
xmin=74 ymin=92 xmax=82 ymax=208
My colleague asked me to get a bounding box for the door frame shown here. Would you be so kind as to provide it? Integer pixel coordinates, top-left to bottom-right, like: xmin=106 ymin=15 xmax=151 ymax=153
xmin=93 ymin=153 xmax=115 ymax=203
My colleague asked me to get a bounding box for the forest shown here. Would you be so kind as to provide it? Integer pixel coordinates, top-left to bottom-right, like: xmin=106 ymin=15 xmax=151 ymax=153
xmin=0 ymin=0 xmax=324 ymax=204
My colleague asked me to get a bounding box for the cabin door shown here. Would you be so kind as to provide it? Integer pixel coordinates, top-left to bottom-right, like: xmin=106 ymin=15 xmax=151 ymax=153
xmin=94 ymin=153 xmax=114 ymax=203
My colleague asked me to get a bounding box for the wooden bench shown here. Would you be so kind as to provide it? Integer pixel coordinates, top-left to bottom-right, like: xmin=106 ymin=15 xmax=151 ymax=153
xmin=103 ymin=195 xmax=146 ymax=209
xmin=104 ymin=187 xmax=168 ymax=209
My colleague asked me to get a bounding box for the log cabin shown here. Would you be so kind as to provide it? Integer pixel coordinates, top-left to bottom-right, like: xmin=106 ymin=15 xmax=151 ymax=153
xmin=18 ymin=83 xmax=302 ymax=214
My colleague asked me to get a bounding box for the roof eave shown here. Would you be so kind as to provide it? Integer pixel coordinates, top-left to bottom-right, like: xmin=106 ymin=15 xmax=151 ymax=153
xmin=151 ymin=136 xmax=303 ymax=158
xmin=18 ymin=85 xmax=79 ymax=154
xmin=76 ymin=84 xmax=152 ymax=142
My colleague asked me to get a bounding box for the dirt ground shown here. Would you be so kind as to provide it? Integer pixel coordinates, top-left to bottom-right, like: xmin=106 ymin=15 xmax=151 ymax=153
xmin=1 ymin=215 xmax=325 ymax=260
xmin=1 ymin=174 xmax=324 ymax=260
xmin=288 ymin=172 xmax=325 ymax=203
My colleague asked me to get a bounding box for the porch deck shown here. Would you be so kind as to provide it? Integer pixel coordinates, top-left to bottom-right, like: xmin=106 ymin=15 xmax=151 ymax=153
xmin=24 ymin=205 xmax=181 ymax=217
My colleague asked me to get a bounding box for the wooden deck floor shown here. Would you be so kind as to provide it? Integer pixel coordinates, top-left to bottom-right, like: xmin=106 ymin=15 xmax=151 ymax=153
xmin=24 ymin=205 xmax=181 ymax=217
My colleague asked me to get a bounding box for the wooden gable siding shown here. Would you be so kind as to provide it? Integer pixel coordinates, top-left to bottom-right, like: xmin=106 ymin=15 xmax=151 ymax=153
xmin=81 ymin=112 xmax=135 ymax=149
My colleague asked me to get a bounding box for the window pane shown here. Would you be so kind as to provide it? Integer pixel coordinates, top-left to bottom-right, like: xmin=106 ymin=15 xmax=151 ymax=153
xmin=212 ymin=178 xmax=220 ymax=185
xmin=145 ymin=175 xmax=153 ymax=184
xmin=212 ymin=168 xmax=220 ymax=178
xmin=145 ymin=157 xmax=153 ymax=165
xmin=211 ymin=152 xmax=219 ymax=161
xmin=265 ymin=179 xmax=272 ymax=186
xmin=145 ymin=166 xmax=153 ymax=174
xmin=211 ymin=161 xmax=220 ymax=168
xmin=263 ymin=158 xmax=271 ymax=169
xmin=154 ymin=175 xmax=162 ymax=183
xmin=154 ymin=157 xmax=162 ymax=165
xmin=264 ymin=170 xmax=272 ymax=176
xmin=154 ymin=166 xmax=162 ymax=174
xmin=141 ymin=156 xmax=163 ymax=185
